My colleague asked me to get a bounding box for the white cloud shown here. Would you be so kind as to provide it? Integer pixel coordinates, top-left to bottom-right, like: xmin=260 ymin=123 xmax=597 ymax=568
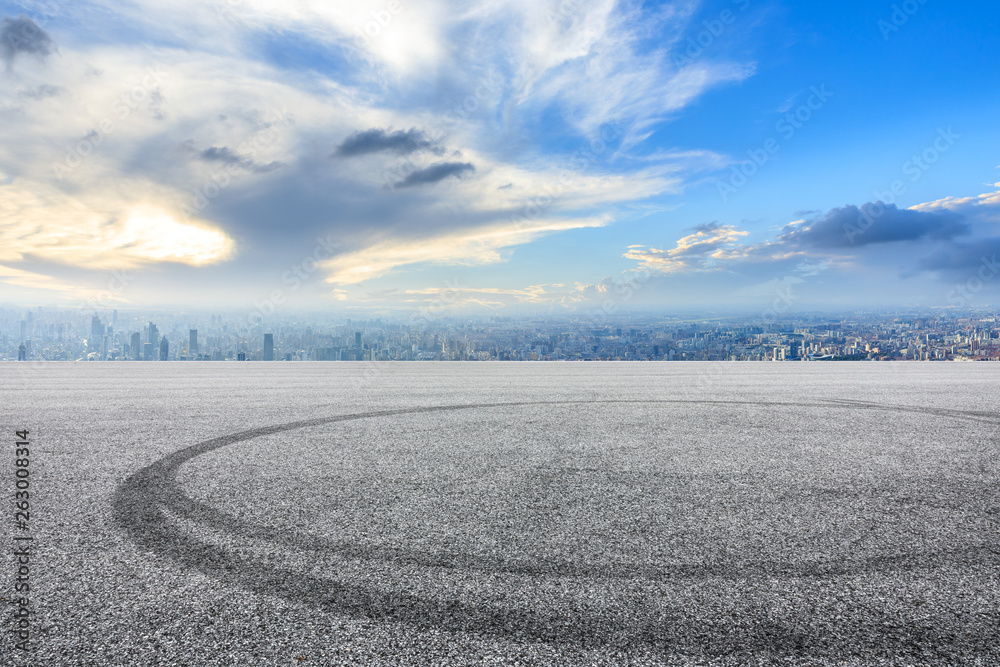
xmin=322 ymin=215 xmax=609 ymax=285
xmin=909 ymin=184 xmax=1000 ymax=218
xmin=0 ymin=182 xmax=234 ymax=269
xmin=623 ymin=223 xmax=749 ymax=273
xmin=0 ymin=263 xmax=129 ymax=302
xmin=0 ymin=0 xmax=761 ymax=304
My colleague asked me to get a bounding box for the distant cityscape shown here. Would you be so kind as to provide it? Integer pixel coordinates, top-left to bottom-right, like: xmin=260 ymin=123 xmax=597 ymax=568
xmin=3 ymin=307 xmax=1000 ymax=363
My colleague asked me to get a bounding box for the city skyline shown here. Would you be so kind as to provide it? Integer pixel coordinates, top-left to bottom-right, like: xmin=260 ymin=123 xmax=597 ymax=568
xmin=1 ymin=2 xmax=999 ymax=313
xmin=6 ymin=306 xmax=1000 ymax=362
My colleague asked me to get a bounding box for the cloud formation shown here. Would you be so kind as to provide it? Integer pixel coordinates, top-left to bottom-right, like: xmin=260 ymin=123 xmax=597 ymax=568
xmin=322 ymin=216 xmax=608 ymax=285
xmin=624 ymin=223 xmax=749 ymax=273
xmin=1 ymin=15 xmax=56 ymax=66
xmin=394 ymin=161 xmax=475 ymax=188
xmin=334 ymin=128 xmax=443 ymax=158
xmin=609 ymin=187 xmax=1000 ymax=311
xmin=0 ymin=1 xmax=798 ymax=309
xmin=18 ymin=84 xmax=62 ymax=99
xmin=198 ymin=145 xmax=283 ymax=173
xmin=778 ymin=203 xmax=969 ymax=248
xmin=0 ymin=183 xmax=235 ymax=271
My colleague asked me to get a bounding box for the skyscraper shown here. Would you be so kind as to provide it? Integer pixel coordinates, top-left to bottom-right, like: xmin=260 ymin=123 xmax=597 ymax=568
xmin=147 ymin=322 xmax=159 ymax=349
xmin=159 ymin=337 xmax=169 ymax=361
xmin=131 ymin=333 xmax=141 ymax=360
xmin=91 ymin=314 xmax=105 ymax=350
xmin=355 ymin=331 xmax=362 ymax=348
xmin=263 ymin=333 xmax=274 ymax=361
xmin=18 ymin=343 xmax=26 ymax=361
xmin=189 ymin=329 xmax=198 ymax=356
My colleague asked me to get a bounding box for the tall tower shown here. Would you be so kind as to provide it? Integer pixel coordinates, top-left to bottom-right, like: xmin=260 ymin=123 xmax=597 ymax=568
xmin=148 ymin=322 xmax=159 ymax=348
xmin=131 ymin=333 xmax=142 ymax=360
xmin=159 ymin=337 xmax=169 ymax=361
xmin=91 ymin=314 xmax=105 ymax=350
xmin=190 ymin=329 xmax=198 ymax=356
xmin=263 ymin=333 xmax=274 ymax=361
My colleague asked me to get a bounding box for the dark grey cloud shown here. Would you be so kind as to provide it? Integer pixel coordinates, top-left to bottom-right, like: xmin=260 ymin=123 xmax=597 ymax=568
xmin=200 ymin=146 xmax=242 ymax=164
xmin=197 ymin=145 xmax=283 ymax=173
xmin=917 ymin=239 xmax=1000 ymax=273
xmin=1 ymin=15 xmax=56 ymax=66
xmin=18 ymin=84 xmax=62 ymax=99
xmin=334 ymin=128 xmax=443 ymax=157
xmin=779 ymin=203 xmax=969 ymax=248
xmin=394 ymin=162 xmax=475 ymax=188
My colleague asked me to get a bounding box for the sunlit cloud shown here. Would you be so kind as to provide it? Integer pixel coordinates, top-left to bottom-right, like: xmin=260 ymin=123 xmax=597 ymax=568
xmin=909 ymin=184 xmax=1000 ymax=218
xmin=624 ymin=222 xmax=749 ymax=273
xmin=0 ymin=0 xmax=765 ymax=307
xmin=322 ymin=216 xmax=609 ymax=285
xmin=0 ymin=263 xmax=127 ymax=302
xmin=0 ymin=184 xmax=234 ymax=269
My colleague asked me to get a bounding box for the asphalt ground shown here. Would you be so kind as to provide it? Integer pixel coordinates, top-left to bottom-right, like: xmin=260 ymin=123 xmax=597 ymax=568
xmin=2 ymin=362 xmax=998 ymax=665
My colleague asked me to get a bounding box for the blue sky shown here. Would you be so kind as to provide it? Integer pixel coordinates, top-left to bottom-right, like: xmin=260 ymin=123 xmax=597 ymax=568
xmin=1 ymin=0 xmax=998 ymax=316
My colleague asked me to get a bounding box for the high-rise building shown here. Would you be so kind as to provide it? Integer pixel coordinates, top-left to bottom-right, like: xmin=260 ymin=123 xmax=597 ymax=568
xmin=91 ymin=314 xmax=105 ymax=350
xmin=19 ymin=320 xmax=26 ymax=340
xmin=131 ymin=333 xmax=142 ymax=360
xmin=147 ymin=323 xmax=159 ymax=348
xmin=263 ymin=333 xmax=274 ymax=361
xmin=17 ymin=343 xmax=26 ymax=361
xmin=189 ymin=329 xmax=198 ymax=356
xmin=159 ymin=337 xmax=169 ymax=361
xmin=355 ymin=331 xmax=362 ymax=348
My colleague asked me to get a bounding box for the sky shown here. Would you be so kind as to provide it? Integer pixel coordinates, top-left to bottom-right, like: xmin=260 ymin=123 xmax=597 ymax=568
xmin=1 ymin=0 xmax=999 ymax=318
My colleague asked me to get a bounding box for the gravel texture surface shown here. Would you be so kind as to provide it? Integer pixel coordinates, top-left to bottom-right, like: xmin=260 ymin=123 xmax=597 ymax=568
xmin=2 ymin=362 xmax=999 ymax=665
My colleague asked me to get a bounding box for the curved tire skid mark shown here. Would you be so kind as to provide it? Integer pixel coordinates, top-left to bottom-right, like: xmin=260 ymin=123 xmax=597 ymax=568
xmin=113 ymin=399 xmax=1000 ymax=653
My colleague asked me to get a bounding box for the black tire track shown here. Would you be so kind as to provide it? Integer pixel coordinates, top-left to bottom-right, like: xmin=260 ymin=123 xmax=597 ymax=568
xmin=113 ymin=399 xmax=1000 ymax=655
